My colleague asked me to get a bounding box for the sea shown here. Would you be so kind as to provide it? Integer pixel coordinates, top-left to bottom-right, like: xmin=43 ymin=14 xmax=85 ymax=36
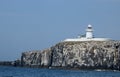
xmin=0 ymin=66 xmax=120 ymax=77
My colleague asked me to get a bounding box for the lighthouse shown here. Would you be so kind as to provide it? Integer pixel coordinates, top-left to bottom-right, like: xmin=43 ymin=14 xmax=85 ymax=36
xmin=64 ymin=24 xmax=111 ymax=42
xmin=86 ymin=24 xmax=93 ymax=39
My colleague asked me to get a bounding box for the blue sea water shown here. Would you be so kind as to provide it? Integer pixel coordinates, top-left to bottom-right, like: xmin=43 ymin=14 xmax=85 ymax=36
xmin=0 ymin=66 xmax=120 ymax=77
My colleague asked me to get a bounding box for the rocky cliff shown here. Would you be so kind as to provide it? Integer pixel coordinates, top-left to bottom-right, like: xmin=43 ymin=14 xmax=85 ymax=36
xmin=21 ymin=41 xmax=120 ymax=70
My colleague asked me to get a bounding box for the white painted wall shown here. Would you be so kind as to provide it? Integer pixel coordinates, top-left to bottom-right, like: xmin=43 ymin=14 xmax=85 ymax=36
xmin=64 ymin=38 xmax=111 ymax=42
xmin=86 ymin=31 xmax=93 ymax=39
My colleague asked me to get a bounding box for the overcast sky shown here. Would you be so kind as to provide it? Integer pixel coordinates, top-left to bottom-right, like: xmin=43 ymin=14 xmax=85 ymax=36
xmin=0 ymin=0 xmax=120 ymax=61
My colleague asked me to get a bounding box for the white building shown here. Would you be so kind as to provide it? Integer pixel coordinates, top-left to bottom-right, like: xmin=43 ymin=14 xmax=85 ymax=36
xmin=64 ymin=24 xmax=111 ymax=41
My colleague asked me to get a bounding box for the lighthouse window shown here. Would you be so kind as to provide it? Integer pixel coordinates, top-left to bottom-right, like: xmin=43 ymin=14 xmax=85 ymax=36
xmin=88 ymin=27 xmax=92 ymax=29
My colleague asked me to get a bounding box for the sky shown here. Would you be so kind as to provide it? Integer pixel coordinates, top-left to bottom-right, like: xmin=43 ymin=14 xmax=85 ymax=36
xmin=0 ymin=0 xmax=120 ymax=61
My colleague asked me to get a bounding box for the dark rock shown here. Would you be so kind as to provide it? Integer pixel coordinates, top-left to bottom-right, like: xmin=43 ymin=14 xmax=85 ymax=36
xmin=0 ymin=61 xmax=13 ymax=66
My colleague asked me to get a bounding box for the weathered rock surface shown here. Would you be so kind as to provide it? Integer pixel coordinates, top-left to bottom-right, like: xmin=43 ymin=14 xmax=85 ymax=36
xmin=21 ymin=48 xmax=52 ymax=66
xmin=21 ymin=41 xmax=120 ymax=70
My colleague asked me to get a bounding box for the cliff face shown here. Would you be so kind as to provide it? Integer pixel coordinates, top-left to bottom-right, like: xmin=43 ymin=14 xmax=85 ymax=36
xmin=21 ymin=41 xmax=120 ymax=70
xmin=21 ymin=49 xmax=52 ymax=66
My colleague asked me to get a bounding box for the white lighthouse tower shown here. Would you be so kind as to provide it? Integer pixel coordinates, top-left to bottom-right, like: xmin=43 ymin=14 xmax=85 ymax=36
xmin=86 ymin=24 xmax=93 ymax=39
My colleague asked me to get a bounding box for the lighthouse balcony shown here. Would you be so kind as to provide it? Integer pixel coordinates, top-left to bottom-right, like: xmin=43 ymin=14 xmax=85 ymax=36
xmin=86 ymin=29 xmax=93 ymax=32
